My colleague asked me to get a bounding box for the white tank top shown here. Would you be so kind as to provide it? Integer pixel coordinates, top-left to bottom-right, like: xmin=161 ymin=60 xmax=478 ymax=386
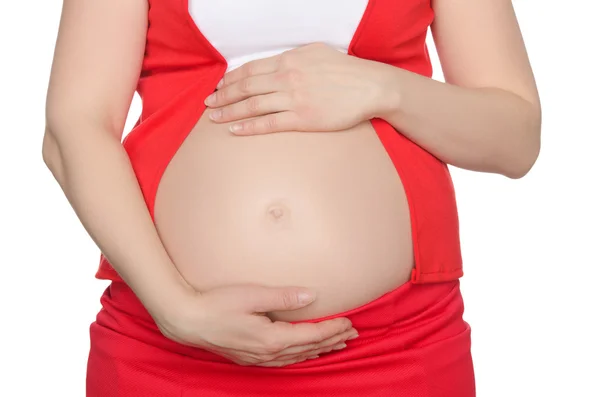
xmin=188 ymin=0 xmax=370 ymax=72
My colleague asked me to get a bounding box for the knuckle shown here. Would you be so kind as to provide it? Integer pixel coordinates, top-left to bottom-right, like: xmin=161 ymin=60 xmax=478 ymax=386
xmin=278 ymin=52 xmax=291 ymax=68
xmin=246 ymin=96 xmax=260 ymax=113
xmin=220 ymin=107 xmax=232 ymax=120
xmin=279 ymin=290 xmax=296 ymax=309
xmin=274 ymin=70 xmax=287 ymax=84
xmin=216 ymin=89 xmax=227 ymax=103
xmin=285 ymin=69 xmax=303 ymax=85
xmin=244 ymin=120 xmax=256 ymax=132
xmin=243 ymin=62 xmax=255 ymax=78
xmin=239 ymin=78 xmax=252 ymax=94
xmin=273 ymin=56 xmax=282 ymax=71
xmin=266 ymin=115 xmax=279 ymax=130
xmin=290 ymin=88 xmax=303 ymax=101
xmin=292 ymin=92 xmax=309 ymax=112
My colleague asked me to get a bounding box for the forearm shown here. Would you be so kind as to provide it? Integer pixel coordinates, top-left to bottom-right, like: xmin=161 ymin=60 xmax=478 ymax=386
xmin=42 ymin=125 xmax=190 ymax=315
xmin=373 ymin=65 xmax=541 ymax=178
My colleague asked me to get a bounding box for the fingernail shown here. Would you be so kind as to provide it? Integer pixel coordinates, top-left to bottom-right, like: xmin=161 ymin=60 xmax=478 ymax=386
xmin=333 ymin=343 xmax=347 ymax=350
xmin=229 ymin=123 xmax=243 ymax=133
xmin=216 ymin=78 xmax=224 ymax=89
xmin=308 ymin=355 xmax=319 ymax=359
xmin=209 ymin=109 xmax=222 ymax=120
xmin=297 ymin=291 xmax=315 ymax=305
xmin=205 ymin=93 xmax=216 ymax=106
xmin=348 ymin=333 xmax=359 ymax=340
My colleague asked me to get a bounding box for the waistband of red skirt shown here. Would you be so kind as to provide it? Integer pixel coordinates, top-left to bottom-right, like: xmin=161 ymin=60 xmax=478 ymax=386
xmin=94 ymin=278 xmax=467 ymax=363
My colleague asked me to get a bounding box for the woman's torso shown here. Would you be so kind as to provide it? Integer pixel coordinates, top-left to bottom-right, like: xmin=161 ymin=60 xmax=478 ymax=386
xmin=153 ymin=0 xmax=414 ymax=321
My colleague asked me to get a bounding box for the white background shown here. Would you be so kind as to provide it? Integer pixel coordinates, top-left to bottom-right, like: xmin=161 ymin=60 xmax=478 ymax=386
xmin=1 ymin=1 xmax=599 ymax=396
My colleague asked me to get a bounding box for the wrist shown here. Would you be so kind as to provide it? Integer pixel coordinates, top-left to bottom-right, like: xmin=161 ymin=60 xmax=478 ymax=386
xmin=128 ymin=260 xmax=197 ymax=320
xmin=368 ymin=62 xmax=403 ymax=121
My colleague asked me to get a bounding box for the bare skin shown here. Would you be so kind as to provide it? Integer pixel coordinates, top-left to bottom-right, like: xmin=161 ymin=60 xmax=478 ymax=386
xmin=207 ymin=0 xmax=541 ymax=178
xmin=42 ymin=0 xmax=357 ymax=367
xmin=43 ymin=0 xmax=540 ymax=368
xmin=154 ymin=111 xmax=414 ymax=322
xmin=156 ymin=0 xmax=542 ymax=328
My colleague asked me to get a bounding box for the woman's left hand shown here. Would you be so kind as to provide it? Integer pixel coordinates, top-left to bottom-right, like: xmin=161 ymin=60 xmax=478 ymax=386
xmin=204 ymin=42 xmax=389 ymax=135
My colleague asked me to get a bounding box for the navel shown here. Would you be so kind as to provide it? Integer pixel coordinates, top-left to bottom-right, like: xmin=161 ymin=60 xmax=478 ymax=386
xmin=265 ymin=201 xmax=292 ymax=229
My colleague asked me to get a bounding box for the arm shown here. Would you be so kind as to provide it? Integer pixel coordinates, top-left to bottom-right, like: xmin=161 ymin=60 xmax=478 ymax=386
xmin=43 ymin=0 xmax=356 ymax=366
xmin=373 ymin=0 xmax=542 ymax=179
xmin=42 ymin=0 xmax=189 ymax=314
xmin=202 ymin=1 xmax=540 ymax=180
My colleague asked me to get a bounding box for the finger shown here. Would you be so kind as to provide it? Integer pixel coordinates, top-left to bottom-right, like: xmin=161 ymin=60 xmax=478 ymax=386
xmin=229 ymin=112 xmax=298 ymax=135
xmin=255 ymin=341 xmax=345 ymax=368
xmin=245 ymin=286 xmax=317 ymax=313
xmin=209 ymin=93 xmax=291 ymax=123
xmin=274 ymin=327 xmax=358 ymax=358
xmin=267 ymin=317 xmax=353 ymax=349
xmin=203 ymin=326 xmax=357 ymax=367
xmin=206 ymin=74 xmax=283 ymax=108
xmin=255 ymin=355 xmax=312 ymax=368
xmin=275 ymin=341 xmax=349 ymax=362
xmin=210 ymin=328 xmax=356 ymax=367
xmin=315 ymin=342 xmax=347 ymax=355
xmin=218 ymin=53 xmax=283 ymax=89
xmin=207 ymin=326 xmax=356 ymax=366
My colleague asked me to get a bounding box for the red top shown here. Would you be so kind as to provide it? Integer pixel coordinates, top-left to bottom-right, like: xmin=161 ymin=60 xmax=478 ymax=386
xmin=96 ymin=0 xmax=464 ymax=284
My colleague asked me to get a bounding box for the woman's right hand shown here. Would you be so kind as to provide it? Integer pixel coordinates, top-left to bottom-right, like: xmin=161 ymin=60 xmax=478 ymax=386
xmin=153 ymin=284 xmax=358 ymax=367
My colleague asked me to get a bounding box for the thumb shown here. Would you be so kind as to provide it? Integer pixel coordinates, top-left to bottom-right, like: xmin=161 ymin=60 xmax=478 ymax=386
xmin=248 ymin=286 xmax=316 ymax=313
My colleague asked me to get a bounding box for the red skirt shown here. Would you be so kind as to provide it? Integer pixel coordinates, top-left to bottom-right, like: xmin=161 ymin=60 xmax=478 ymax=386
xmin=87 ymin=279 xmax=475 ymax=396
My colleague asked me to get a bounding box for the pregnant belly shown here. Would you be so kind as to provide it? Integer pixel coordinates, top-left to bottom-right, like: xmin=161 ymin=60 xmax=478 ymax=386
xmin=153 ymin=112 xmax=414 ymax=321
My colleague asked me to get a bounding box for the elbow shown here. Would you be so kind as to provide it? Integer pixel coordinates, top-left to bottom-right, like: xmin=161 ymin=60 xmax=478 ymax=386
xmin=504 ymin=141 xmax=540 ymax=179
xmin=503 ymin=107 xmax=542 ymax=180
xmin=42 ymin=126 xmax=64 ymax=178
xmin=42 ymin=128 xmax=57 ymax=168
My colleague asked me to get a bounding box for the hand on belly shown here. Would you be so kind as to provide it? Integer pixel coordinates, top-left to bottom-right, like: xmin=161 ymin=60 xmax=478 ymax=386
xmin=154 ymin=113 xmax=414 ymax=321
